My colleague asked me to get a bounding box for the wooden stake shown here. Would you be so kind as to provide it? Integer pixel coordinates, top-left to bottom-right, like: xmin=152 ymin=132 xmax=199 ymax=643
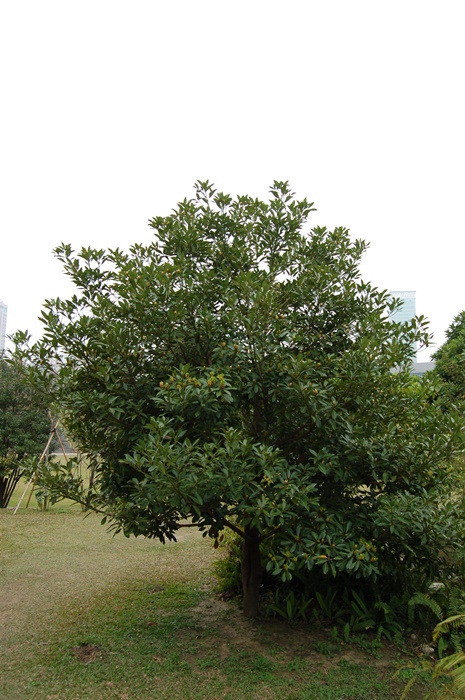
xmin=13 ymin=421 xmax=60 ymax=514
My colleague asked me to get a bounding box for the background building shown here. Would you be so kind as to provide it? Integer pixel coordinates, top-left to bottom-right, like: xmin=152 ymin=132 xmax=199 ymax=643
xmin=411 ymin=361 xmax=435 ymax=376
xmin=389 ymin=290 xmax=416 ymax=325
xmin=389 ymin=290 xmax=417 ymax=360
xmin=0 ymin=300 xmax=7 ymax=352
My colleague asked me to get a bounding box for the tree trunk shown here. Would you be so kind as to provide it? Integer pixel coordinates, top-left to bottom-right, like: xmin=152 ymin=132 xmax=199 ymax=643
xmin=241 ymin=526 xmax=263 ymax=618
xmin=0 ymin=466 xmax=23 ymax=508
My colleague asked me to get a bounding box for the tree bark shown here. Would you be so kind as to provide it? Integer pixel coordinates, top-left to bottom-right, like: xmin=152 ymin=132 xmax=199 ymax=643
xmin=241 ymin=526 xmax=263 ymax=618
xmin=0 ymin=466 xmax=23 ymax=508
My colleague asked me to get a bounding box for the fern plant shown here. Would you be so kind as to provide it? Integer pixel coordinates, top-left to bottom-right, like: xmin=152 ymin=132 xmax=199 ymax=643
xmin=408 ymin=592 xmax=444 ymax=627
xmin=432 ymin=615 xmax=465 ymax=697
xmin=409 ymin=587 xmax=465 ymax=656
xmin=400 ymin=611 xmax=465 ymax=699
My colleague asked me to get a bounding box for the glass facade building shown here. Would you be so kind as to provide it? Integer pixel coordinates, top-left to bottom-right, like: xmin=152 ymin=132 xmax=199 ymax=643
xmin=388 ymin=291 xmax=417 ymax=360
xmin=0 ymin=300 xmax=7 ymax=352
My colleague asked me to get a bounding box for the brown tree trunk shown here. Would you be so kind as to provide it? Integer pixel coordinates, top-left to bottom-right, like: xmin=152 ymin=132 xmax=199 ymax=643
xmin=241 ymin=526 xmax=263 ymax=618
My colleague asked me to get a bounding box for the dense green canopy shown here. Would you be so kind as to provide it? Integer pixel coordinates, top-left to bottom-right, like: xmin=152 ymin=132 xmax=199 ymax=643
xmin=432 ymin=310 xmax=465 ymax=407
xmin=0 ymin=358 xmax=53 ymax=507
xmin=13 ymin=182 xmax=465 ymax=615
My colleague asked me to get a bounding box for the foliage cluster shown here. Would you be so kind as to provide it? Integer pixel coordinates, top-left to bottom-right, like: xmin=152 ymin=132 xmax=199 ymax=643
xmin=430 ymin=311 xmax=465 ymax=409
xmin=214 ymin=528 xmax=465 ymax=649
xmin=400 ymin=612 xmax=465 ymax=700
xmin=13 ymin=181 xmax=465 ymax=616
xmin=0 ymin=358 xmax=54 ymax=507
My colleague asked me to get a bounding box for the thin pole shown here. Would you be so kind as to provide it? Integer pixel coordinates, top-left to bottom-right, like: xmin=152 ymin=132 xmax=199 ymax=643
xmin=13 ymin=422 xmax=59 ymax=514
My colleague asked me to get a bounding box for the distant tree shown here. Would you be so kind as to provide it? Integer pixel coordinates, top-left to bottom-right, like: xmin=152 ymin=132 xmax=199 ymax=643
xmin=13 ymin=182 xmax=465 ymax=616
xmin=0 ymin=357 xmax=53 ymax=507
xmin=432 ymin=311 xmax=465 ymax=406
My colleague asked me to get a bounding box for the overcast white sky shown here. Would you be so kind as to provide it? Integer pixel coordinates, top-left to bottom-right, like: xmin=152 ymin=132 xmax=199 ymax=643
xmin=1 ymin=1 xmax=464 ymax=359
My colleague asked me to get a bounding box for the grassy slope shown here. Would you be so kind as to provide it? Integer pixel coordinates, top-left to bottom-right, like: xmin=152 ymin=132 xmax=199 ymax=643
xmin=0 ymin=508 xmax=435 ymax=700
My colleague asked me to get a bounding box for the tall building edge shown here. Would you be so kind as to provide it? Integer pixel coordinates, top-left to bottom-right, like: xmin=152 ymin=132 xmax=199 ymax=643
xmin=0 ymin=301 xmax=8 ymax=353
xmin=388 ymin=290 xmax=417 ymax=361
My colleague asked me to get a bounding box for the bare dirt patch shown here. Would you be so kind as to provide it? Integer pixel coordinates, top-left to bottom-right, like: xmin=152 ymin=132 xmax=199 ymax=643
xmin=71 ymin=643 xmax=105 ymax=664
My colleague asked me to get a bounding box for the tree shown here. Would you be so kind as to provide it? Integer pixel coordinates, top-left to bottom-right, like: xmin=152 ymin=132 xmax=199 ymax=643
xmin=431 ymin=311 xmax=465 ymax=406
xmin=0 ymin=357 xmax=54 ymax=507
xmin=13 ymin=182 xmax=465 ymax=617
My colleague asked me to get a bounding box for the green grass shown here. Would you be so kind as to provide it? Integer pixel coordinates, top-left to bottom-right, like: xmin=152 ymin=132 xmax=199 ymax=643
xmin=0 ymin=509 xmax=439 ymax=700
xmin=7 ymin=454 xmax=90 ymax=512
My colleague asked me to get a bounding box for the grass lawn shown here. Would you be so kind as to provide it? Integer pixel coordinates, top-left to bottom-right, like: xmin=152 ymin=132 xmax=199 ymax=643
xmin=0 ymin=506 xmax=439 ymax=700
xmin=7 ymin=461 xmax=89 ymax=514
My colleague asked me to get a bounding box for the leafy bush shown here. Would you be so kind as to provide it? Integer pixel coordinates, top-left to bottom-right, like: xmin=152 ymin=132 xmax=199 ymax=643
xmin=12 ymin=181 xmax=465 ymax=616
xmin=0 ymin=358 xmax=55 ymax=507
xmin=212 ymin=529 xmax=243 ymax=596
